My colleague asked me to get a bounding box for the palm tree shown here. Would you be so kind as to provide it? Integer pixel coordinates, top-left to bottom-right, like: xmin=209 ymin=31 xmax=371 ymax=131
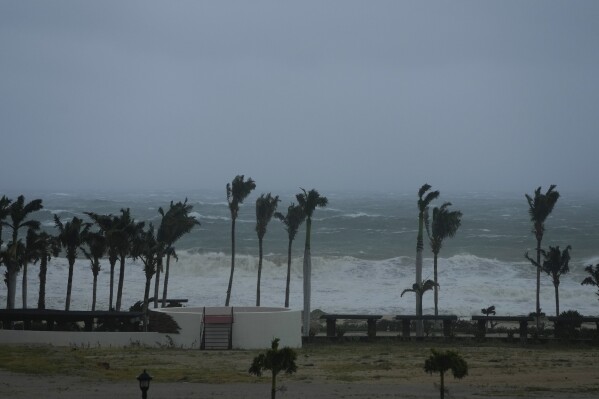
xmin=424 ymin=349 xmax=468 ymax=399
xmin=255 ymin=193 xmax=280 ymax=306
xmin=82 ymin=231 xmax=107 ymax=311
xmin=32 ymin=231 xmax=60 ymax=310
xmin=54 ymin=215 xmax=90 ymax=311
xmin=401 ymin=279 xmax=439 ymax=311
xmin=131 ymin=224 xmax=161 ymax=331
xmin=416 ymin=184 xmax=439 ymax=336
xmin=157 ymin=199 xmax=199 ymax=308
xmin=225 ymin=175 xmax=256 ymax=306
xmin=581 ymin=264 xmax=599 ymax=301
xmin=249 ymin=338 xmax=298 ymax=399
xmin=113 ymin=209 xmax=144 ymax=311
xmin=0 ymin=195 xmax=11 ymax=310
xmin=274 ymin=203 xmax=306 ymax=308
xmin=427 ymin=202 xmax=462 ymax=316
xmin=85 ymin=212 xmax=120 ymax=310
xmin=3 ymin=195 xmax=43 ymax=309
xmin=0 ymin=195 xmax=12 ymax=245
xmin=526 ymin=245 xmax=571 ymax=316
xmin=525 ymin=185 xmax=559 ymax=326
xmin=296 ymin=188 xmax=328 ymax=337
xmin=22 ymin=229 xmax=42 ymax=308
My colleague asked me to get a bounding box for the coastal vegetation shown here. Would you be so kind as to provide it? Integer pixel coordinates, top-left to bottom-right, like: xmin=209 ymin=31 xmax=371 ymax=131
xmin=415 ymin=184 xmax=439 ymax=336
xmin=526 ymin=245 xmax=572 ymax=316
xmin=424 ymin=348 xmax=468 ymax=399
xmin=427 ymin=202 xmax=462 ymax=316
xmin=156 ymin=199 xmax=199 ymax=308
xmin=255 ymin=193 xmax=280 ymax=307
xmin=296 ymin=188 xmax=328 ymax=337
xmin=525 ymin=185 xmax=560 ymax=327
xmin=0 ymin=181 xmax=595 ymax=336
xmin=274 ymin=203 xmax=306 ymax=308
xmin=225 ymin=175 xmax=256 ymax=307
xmin=249 ymin=337 xmax=298 ymax=399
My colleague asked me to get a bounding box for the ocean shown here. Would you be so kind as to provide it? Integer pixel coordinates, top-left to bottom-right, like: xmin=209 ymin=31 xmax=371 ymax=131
xmin=1 ymin=189 xmax=598 ymax=317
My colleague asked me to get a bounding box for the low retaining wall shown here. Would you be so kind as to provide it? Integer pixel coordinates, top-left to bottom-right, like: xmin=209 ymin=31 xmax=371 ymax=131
xmin=157 ymin=307 xmax=302 ymax=349
xmin=0 ymin=330 xmax=167 ymax=347
xmin=0 ymin=307 xmax=301 ymax=350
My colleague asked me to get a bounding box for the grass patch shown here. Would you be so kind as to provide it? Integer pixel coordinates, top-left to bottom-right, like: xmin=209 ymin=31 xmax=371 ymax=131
xmin=1 ymin=340 xmax=599 ymax=391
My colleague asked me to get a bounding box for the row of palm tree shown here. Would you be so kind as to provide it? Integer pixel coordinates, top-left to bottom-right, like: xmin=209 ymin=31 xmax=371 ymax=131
xmin=0 ymin=195 xmax=199 ymax=321
xmin=224 ymin=175 xmax=328 ymax=336
xmin=522 ymin=185 xmax=599 ymax=318
xmin=410 ymin=183 xmax=593 ymax=321
xmin=408 ymin=184 xmax=462 ymax=336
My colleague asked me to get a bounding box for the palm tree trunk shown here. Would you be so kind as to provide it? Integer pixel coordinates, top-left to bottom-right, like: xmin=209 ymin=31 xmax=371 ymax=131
xmin=440 ymin=371 xmax=445 ymax=399
xmin=92 ymin=272 xmax=98 ymax=311
xmin=154 ymin=256 xmax=162 ymax=308
xmin=143 ymin=276 xmax=152 ymax=331
xmin=38 ymin=257 xmax=47 ymax=309
xmin=433 ymin=252 xmax=439 ymax=316
xmin=225 ymin=218 xmax=236 ymax=306
xmin=535 ymin=237 xmax=542 ymax=329
xmin=116 ymin=255 xmax=126 ymax=311
xmin=7 ymin=267 xmax=17 ymax=309
xmin=22 ymin=262 xmax=28 ymax=309
xmin=109 ymin=259 xmax=116 ymax=311
xmin=65 ymin=259 xmax=75 ymax=311
xmin=302 ymin=218 xmax=312 ymax=337
xmin=271 ymin=371 xmax=277 ymax=399
xmin=415 ymin=213 xmax=425 ymax=337
xmin=285 ymin=239 xmax=292 ymax=308
xmin=162 ymin=253 xmax=171 ymax=308
xmin=257 ymin=237 xmax=263 ymax=306
xmin=554 ymin=283 xmax=560 ymax=316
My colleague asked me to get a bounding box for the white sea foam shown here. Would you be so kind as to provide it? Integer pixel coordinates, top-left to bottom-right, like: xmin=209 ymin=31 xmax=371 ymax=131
xmin=5 ymin=251 xmax=596 ymax=317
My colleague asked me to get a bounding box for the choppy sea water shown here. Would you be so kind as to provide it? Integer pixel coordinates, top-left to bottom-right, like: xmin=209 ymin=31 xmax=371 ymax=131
xmin=1 ymin=189 xmax=598 ymax=317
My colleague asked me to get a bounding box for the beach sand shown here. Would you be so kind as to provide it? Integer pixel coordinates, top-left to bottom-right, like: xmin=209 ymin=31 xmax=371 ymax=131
xmin=1 ymin=340 xmax=599 ymax=398
xmin=1 ymin=370 xmax=597 ymax=398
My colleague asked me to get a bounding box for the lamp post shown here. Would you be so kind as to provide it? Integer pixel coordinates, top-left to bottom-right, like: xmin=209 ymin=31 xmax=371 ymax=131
xmin=137 ymin=369 xmax=152 ymax=399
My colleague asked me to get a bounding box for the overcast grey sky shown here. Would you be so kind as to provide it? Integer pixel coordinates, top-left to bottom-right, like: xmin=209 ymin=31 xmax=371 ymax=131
xmin=1 ymin=1 xmax=598 ymax=194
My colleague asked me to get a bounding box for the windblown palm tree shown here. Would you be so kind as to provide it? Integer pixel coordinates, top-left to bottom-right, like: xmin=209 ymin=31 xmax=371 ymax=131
xmin=3 ymin=195 xmax=42 ymax=309
xmin=274 ymin=203 xmax=306 ymax=308
xmin=113 ymin=209 xmax=144 ymax=311
xmin=0 ymin=195 xmax=12 ymax=245
xmin=131 ymin=224 xmax=161 ymax=331
xmin=32 ymin=231 xmax=60 ymax=310
xmin=427 ymin=202 xmax=462 ymax=316
xmin=526 ymin=245 xmax=571 ymax=316
xmin=255 ymin=193 xmax=280 ymax=306
xmin=401 ymin=279 xmax=439 ymax=310
xmin=249 ymin=338 xmax=298 ymax=399
xmin=22 ymin=229 xmax=42 ymax=308
xmin=581 ymin=264 xmax=599 ymax=301
xmin=85 ymin=212 xmax=120 ymax=310
xmin=82 ymin=231 xmax=107 ymax=311
xmin=424 ymin=349 xmax=468 ymax=399
xmin=525 ymin=185 xmax=559 ymax=326
xmin=416 ymin=184 xmax=439 ymax=336
xmin=54 ymin=215 xmax=90 ymax=311
xmin=157 ymin=199 xmax=199 ymax=308
xmin=296 ymin=188 xmax=328 ymax=336
xmin=225 ymin=175 xmax=256 ymax=306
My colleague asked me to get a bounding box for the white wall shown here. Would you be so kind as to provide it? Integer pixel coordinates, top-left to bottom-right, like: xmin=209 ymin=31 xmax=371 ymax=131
xmin=0 ymin=307 xmax=301 ymax=349
xmin=231 ymin=308 xmax=302 ymax=349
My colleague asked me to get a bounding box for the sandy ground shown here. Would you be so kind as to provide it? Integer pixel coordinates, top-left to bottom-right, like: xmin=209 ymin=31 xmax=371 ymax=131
xmin=1 ymin=370 xmax=598 ymax=399
xmin=2 ymin=339 xmax=599 ymax=398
